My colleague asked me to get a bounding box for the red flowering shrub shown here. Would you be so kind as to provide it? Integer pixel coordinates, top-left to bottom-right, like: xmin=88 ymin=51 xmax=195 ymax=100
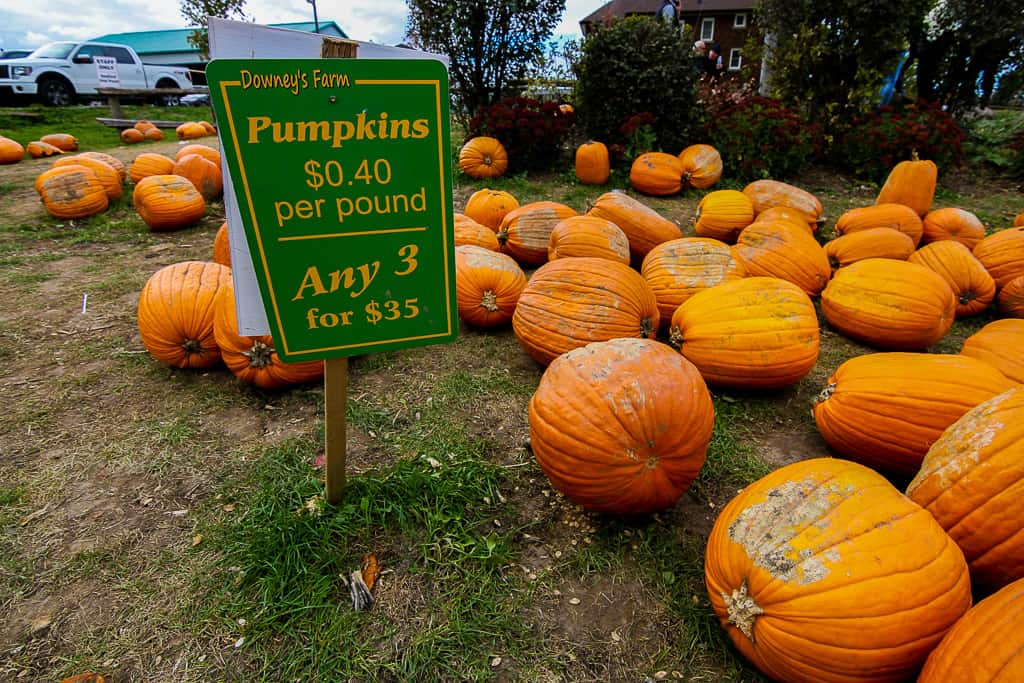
xmin=467 ymin=97 xmax=576 ymax=172
xmin=706 ymin=97 xmax=821 ymax=180
xmin=833 ymin=99 xmax=964 ymax=181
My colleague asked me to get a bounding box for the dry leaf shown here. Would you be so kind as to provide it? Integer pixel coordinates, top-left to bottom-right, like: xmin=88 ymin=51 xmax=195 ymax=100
xmin=192 ymin=534 xmax=203 ymax=546
xmin=361 ymin=553 xmax=381 ymax=591
xmin=223 ymin=503 xmax=236 ymax=512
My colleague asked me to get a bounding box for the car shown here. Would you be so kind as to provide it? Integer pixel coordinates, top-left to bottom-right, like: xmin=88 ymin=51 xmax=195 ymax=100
xmin=180 ymin=92 xmax=210 ymax=107
xmin=0 ymin=49 xmax=34 ymax=59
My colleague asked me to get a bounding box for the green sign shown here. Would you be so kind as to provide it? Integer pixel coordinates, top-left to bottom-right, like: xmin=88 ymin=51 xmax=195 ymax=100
xmin=207 ymin=58 xmax=456 ymax=361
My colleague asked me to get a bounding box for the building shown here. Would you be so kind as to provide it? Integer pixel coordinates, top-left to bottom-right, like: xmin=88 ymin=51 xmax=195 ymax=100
xmin=91 ymin=22 xmax=348 ymax=84
xmin=579 ymin=0 xmax=760 ymax=81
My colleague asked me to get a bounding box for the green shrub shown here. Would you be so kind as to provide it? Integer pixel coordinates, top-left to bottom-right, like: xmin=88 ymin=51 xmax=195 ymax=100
xmin=574 ymin=16 xmax=703 ymax=161
xmin=961 ymin=109 xmax=1024 ymax=177
xmin=706 ymin=96 xmax=821 ymax=181
xmin=466 ymin=96 xmax=575 ymax=172
xmin=832 ymin=99 xmax=964 ymax=181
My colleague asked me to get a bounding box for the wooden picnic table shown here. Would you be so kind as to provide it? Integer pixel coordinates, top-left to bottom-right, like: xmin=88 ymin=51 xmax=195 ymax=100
xmin=96 ymin=87 xmax=207 ymax=118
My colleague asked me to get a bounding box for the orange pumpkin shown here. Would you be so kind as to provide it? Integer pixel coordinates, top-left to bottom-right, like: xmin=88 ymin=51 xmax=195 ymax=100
xmin=693 ymin=189 xmax=754 ymax=244
xmin=212 ymin=221 xmax=231 ymax=266
xmin=823 ymin=227 xmax=915 ymax=271
xmin=129 ymin=153 xmax=176 ymax=184
xmin=454 ymin=245 xmax=527 ymax=328
xmin=172 ymin=153 xmax=223 ymax=201
xmin=34 ymin=165 xmax=109 ymax=219
xmin=908 ymin=388 xmax=1024 ymax=591
xmin=463 ymin=188 xmax=518 ymax=232
xmin=175 ymin=121 xmax=207 ymax=140
xmin=212 ymin=280 xmax=324 ymax=389
xmin=919 ymin=577 xmax=1024 ymax=681
xmin=458 ymin=136 xmax=508 ymax=179
xmin=629 ymin=152 xmax=684 ymax=195
xmin=921 ymin=207 xmax=985 ymax=248
xmin=1015 ymin=210 xmax=1024 ymax=227
xmin=678 ymin=143 xmax=722 ymax=189
xmin=77 ymin=151 xmax=126 ymax=182
xmin=999 ymin=275 xmax=1024 ymax=317
xmin=587 ymin=191 xmax=682 ymax=262
xmin=175 ymin=144 xmax=221 ymax=166
xmin=834 ymin=202 xmax=924 ymax=246
xmin=144 ymin=127 xmax=165 ymax=142
xmin=529 ymin=338 xmax=713 ymax=515
xmin=0 ymin=135 xmax=25 ymax=164
xmin=813 ymin=352 xmax=1015 ymax=475
xmin=574 ymin=141 xmax=610 ymax=185
xmin=40 ymin=133 xmax=78 ymax=151
xmin=742 ymin=179 xmax=823 ymax=224
xmin=496 ymin=201 xmax=578 ymax=266
xmin=453 ymin=213 xmax=500 ymax=251
xmin=909 ymin=240 xmax=996 ymax=317
xmin=52 ymin=155 xmax=123 ymax=202
xmin=733 ymin=219 xmax=831 ymax=296
xmin=512 ymin=257 xmax=659 ymax=366
xmin=973 ymin=227 xmax=1024 ymax=289
xmin=751 ymin=206 xmax=818 ymax=233
xmin=134 ymin=121 xmax=157 ymax=133
xmin=133 ymin=175 xmax=206 ymax=232
xmin=705 ymin=458 xmax=971 ymax=683
xmin=27 ymin=140 xmax=63 ymax=158
xmin=640 ymin=237 xmax=745 ymax=326
xmin=820 ymin=258 xmax=956 ymax=349
xmin=876 ymin=153 xmax=937 ymax=216
xmin=670 ymin=277 xmax=819 ymax=389
xmin=546 ymin=215 xmax=630 ymax=264
xmin=137 ymin=261 xmax=231 ymax=369
xmin=120 ymin=128 xmax=144 ymax=144
xmin=198 ymin=120 xmax=217 ymax=135
xmin=960 ymin=318 xmax=1024 ymax=383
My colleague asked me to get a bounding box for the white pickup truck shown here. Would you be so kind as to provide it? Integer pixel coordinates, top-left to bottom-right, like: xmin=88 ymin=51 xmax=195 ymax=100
xmin=0 ymin=41 xmax=193 ymax=106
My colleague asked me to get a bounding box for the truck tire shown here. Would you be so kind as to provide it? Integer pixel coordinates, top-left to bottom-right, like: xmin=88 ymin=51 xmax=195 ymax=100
xmin=38 ymin=77 xmax=75 ymax=107
xmin=153 ymin=80 xmax=180 ymax=106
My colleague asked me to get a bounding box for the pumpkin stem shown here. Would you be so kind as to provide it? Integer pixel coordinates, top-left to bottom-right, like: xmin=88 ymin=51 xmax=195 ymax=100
xmin=958 ymin=291 xmax=975 ymax=305
xmin=815 ymin=382 xmax=835 ymax=404
xmin=640 ymin=316 xmax=654 ymax=339
xmin=668 ymin=325 xmax=683 ymax=348
xmin=496 ymin=227 xmax=509 ymax=246
xmin=181 ymin=338 xmax=204 ymax=356
xmin=243 ymin=339 xmax=275 ymax=368
xmin=483 ymin=154 xmax=493 ymax=167
xmin=828 ymin=256 xmax=840 ymax=270
xmin=723 ymin=580 xmax=764 ymax=642
xmin=910 ymin=149 xmax=920 ymax=162
xmin=480 ymin=290 xmax=500 ymax=312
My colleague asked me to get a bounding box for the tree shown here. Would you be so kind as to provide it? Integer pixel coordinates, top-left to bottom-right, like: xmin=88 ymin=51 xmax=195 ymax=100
xmin=406 ymin=0 xmax=565 ymax=117
xmin=180 ymin=0 xmax=248 ymax=59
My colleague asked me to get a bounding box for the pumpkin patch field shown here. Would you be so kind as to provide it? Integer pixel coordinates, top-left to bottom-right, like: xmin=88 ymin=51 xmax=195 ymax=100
xmin=2 ymin=110 xmax=1024 ymax=682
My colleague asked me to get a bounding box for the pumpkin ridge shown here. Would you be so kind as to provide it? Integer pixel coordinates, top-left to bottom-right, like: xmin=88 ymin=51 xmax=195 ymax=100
xmin=944 ymin=487 xmax=1024 ymax=542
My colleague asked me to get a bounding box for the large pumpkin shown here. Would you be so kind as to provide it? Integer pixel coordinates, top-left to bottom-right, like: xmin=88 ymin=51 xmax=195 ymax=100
xmin=137 ymin=261 xmax=232 ymax=369
xmin=454 ymin=213 xmax=500 ymax=251
xmin=574 ymin=141 xmax=610 ymax=185
xmin=833 ymin=203 xmax=924 ymax=246
xmin=921 ymin=207 xmax=985 ymax=248
xmin=27 ymin=140 xmax=63 ymax=158
xmin=751 ymin=206 xmax=818 ymax=234
xmin=120 ymin=128 xmax=144 ymax=145
xmin=35 ymin=165 xmax=109 ymax=219
xmin=813 ymin=352 xmax=1015 ymax=475
xmin=670 ymin=277 xmax=819 ymax=389
xmin=212 ymin=221 xmax=231 ymax=266
xmin=693 ymin=189 xmax=754 ymax=244
xmin=175 ymin=121 xmax=207 ymax=140
xmin=876 ymin=153 xmax=937 ymax=217
xmin=172 ymin=153 xmax=223 ymax=201
xmin=823 ymin=227 xmax=915 ymax=271
xmin=129 ymin=153 xmax=176 ymax=184
xmin=0 ymin=135 xmax=25 ymax=164
xmin=496 ymin=201 xmax=578 ymax=266
xmin=705 ymin=458 xmax=971 ymax=683
xmin=908 ymin=240 xmax=996 ymax=317
xmin=175 ymin=143 xmax=221 ymax=166
xmin=547 ymin=215 xmax=629 ymax=264
xmin=458 ymin=136 xmax=508 ymax=179
xmin=820 ymin=258 xmax=955 ymax=349
xmin=212 ymin=280 xmax=324 ymax=389
xmin=77 ymin=151 xmax=127 ymax=182
xmin=960 ymin=318 xmax=1024 ymax=383
xmin=907 ymin=387 xmax=1024 ymax=591
xmin=973 ymin=227 xmax=1024 ymax=289
xmin=454 ymin=245 xmax=527 ymax=328
xmin=587 ymin=191 xmax=682 ymax=262
xmin=742 ymin=179 xmax=823 ymax=224
xmin=512 ymin=257 xmax=659 ymax=366
xmin=52 ymin=155 xmax=123 ymax=202
xmin=678 ymin=143 xmax=722 ymax=189
xmin=40 ymin=133 xmax=78 ymax=151
xmin=919 ymin=577 xmax=1024 ymax=682
xmin=529 ymin=338 xmax=713 ymax=515
xmin=133 ymin=175 xmax=206 ymax=232
xmin=733 ymin=219 xmax=831 ymax=296
xmin=629 ymin=152 xmax=684 ymax=195
xmin=640 ymin=237 xmax=745 ymax=325
xmin=463 ymin=188 xmax=518 ymax=231
xmin=999 ymin=275 xmax=1024 ymax=317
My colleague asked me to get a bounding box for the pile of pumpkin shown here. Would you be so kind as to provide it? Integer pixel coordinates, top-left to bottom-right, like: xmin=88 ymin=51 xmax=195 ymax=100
xmin=119 ymin=119 xmax=216 ymax=144
xmin=451 ymin=155 xmax=1024 ymax=681
xmin=0 ymin=132 xmax=84 ymax=164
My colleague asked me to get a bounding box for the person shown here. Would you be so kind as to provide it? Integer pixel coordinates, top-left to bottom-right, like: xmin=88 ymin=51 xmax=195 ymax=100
xmin=659 ymin=0 xmax=677 ymax=24
xmin=707 ymin=42 xmax=725 ymax=78
xmin=692 ymin=40 xmax=709 ymax=75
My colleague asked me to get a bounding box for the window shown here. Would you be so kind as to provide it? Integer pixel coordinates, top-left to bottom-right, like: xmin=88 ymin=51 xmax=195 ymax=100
xmin=700 ymin=18 xmax=715 ymax=41
xmin=734 ymin=13 xmax=748 ymax=29
xmin=729 ymin=48 xmax=742 ymax=71
xmin=103 ymin=46 xmax=134 ymax=64
xmin=73 ymin=44 xmax=104 ymax=62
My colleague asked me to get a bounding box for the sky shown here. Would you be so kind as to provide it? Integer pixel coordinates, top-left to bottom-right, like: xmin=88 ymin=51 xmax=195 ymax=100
xmin=0 ymin=1 xmax=610 ymax=52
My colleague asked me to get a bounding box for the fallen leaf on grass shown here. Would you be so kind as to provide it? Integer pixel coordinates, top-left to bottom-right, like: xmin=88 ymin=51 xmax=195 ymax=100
xmin=192 ymin=534 xmax=203 ymax=546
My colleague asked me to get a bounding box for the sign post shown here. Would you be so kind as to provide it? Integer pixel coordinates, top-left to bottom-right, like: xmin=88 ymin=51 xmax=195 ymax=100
xmin=207 ymin=58 xmax=456 ymax=502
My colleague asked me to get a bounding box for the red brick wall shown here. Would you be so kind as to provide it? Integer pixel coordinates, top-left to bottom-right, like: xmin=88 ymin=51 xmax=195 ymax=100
xmin=683 ymin=10 xmax=761 ymax=81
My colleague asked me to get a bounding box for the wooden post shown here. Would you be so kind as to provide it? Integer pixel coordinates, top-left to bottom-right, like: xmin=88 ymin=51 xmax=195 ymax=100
xmin=324 ymin=356 xmax=348 ymax=503
xmin=107 ymin=95 xmax=123 ymax=119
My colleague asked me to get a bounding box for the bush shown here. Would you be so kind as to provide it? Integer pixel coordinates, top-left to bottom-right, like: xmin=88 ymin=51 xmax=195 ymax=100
xmin=961 ymin=109 xmax=1024 ymax=177
xmin=706 ymin=96 xmax=821 ymax=181
xmin=832 ymin=99 xmax=964 ymax=181
xmin=574 ymin=16 xmax=703 ymax=160
xmin=466 ymin=96 xmax=576 ymax=172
